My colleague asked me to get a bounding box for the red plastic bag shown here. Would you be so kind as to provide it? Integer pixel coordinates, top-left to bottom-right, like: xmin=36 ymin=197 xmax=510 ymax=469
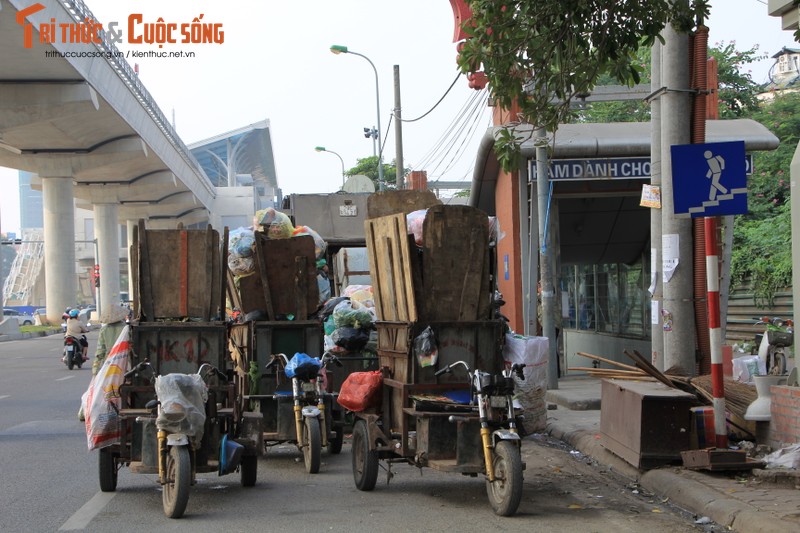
xmin=337 ymin=371 xmax=382 ymax=412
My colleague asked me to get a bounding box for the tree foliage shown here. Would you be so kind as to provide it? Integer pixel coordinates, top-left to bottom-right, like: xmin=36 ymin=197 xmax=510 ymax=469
xmin=730 ymin=92 xmax=799 ymax=305
xmin=458 ymin=0 xmax=710 ymax=168
xmin=344 ymin=156 xmax=407 ymax=190
xmin=709 ymin=41 xmax=767 ymax=118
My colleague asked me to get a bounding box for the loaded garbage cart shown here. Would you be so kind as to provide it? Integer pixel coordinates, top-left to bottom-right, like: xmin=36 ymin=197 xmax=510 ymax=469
xmin=226 ymin=224 xmax=340 ymax=473
xmin=95 ymin=222 xmax=261 ymax=519
xmin=347 ymin=201 xmax=526 ymax=516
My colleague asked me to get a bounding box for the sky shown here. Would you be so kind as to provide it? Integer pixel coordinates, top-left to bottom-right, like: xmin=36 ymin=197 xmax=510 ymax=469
xmin=0 ymin=0 xmax=794 ymax=236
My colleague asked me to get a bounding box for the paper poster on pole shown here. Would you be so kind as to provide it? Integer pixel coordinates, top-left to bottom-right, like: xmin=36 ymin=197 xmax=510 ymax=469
xmin=640 ymin=184 xmax=661 ymax=208
xmin=651 ymin=300 xmax=659 ymax=325
xmin=662 ymin=234 xmax=679 ymax=283
xmin=648 ymin=247 xmax=657 ymax=296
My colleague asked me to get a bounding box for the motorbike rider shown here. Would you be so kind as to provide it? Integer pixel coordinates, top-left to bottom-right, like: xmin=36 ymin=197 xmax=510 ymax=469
xmin=64 ymin=308 xmax=89 ymax=362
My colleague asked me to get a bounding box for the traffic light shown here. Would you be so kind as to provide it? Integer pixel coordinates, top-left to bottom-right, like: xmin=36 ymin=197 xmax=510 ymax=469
xmin=94 ymin=264 xmax=100 ymax=288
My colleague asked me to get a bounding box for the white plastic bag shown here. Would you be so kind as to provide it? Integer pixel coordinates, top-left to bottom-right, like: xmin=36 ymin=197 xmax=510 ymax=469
xmin=155 ymin=374 xmax=208 ymax=441
xmin=502 ymin=333 xmax=549 ymax=432
xmin=82 ymin=325 xmax=132 ymax=450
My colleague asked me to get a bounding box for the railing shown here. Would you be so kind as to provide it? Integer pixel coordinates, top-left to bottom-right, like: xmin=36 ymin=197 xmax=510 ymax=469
xmin=58 ymin=0 xmax=215 ymax=198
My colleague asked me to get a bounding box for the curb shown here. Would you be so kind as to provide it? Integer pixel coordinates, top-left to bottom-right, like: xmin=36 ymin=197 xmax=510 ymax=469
xmin=545 ymin=418 xmax=640 ymax=481
xmin=0 ymin=329 xmax=62 ymax=342
xmin=547 ymin=415 xmax=799 ymax=533
xmin=640 ymin=469 xmax=797 ymax=533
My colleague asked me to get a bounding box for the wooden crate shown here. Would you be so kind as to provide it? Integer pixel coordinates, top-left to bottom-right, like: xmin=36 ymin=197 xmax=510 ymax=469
xmin=132 ymin=221 xmax=223 ymax=321
xmin=237 ymin=233 xmax=319 ymax=320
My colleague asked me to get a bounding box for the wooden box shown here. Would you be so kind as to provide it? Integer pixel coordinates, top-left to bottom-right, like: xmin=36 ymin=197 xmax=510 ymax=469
xmin=600 ymin=379 xmax=696 ymax=469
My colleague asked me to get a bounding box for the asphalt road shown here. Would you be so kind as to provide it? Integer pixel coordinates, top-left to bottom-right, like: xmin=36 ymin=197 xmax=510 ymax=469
xmin=0 ymin=332 xmax=719 ymax=532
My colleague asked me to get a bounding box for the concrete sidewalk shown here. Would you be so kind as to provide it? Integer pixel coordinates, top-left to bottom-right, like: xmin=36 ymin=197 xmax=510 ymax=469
xmin=535 ymin=376 xmax=800 ymax=533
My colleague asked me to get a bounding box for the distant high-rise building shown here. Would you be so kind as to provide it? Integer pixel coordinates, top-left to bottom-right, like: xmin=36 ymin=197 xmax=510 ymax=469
xmin=18 ymin=171 xmax=43 ymax=229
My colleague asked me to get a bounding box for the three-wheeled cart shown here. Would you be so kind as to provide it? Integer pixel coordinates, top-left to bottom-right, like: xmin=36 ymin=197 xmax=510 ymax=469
xmin=227 ymin=230 xmax=340 ymax=472
xmin=98 ymin=223 xmax=261 ymax=518
xmin=350 ymin=203 xmax=526 ymax=516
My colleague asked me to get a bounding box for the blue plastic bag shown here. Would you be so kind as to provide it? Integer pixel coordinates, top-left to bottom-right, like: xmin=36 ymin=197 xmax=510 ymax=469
xmin=284 ymin=352 xmax=321 ymax=380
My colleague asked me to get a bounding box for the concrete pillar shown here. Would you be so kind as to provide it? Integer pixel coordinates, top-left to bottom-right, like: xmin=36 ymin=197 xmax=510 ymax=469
xmin=790 ymin=140 xmax=800 ymax=360
xmin=650 ymin=40 xmax=664 ymax=370
xmin=126 ymin=219 xmax=136 ymax=301
xmin=42 ymin=176 xmax=76 ymax=323
xmin=95 ymin=203 xmax=120 ymax=318
xmin=660 ymin=24 xmax=696 ymax=373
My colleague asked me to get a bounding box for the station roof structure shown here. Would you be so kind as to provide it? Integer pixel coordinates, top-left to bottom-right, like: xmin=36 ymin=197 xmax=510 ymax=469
xmin=188 ymin=120 xmax=278 ymax=190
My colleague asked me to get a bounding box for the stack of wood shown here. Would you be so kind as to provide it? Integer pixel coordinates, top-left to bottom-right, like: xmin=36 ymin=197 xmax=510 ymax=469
xmin=570 ymin=350 xmax=757 ymax=421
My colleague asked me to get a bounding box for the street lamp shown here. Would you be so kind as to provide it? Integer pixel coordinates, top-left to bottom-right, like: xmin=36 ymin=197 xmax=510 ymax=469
xmin=330 ymin=44 xmax=385 ymax=191
xmin=315 ymin=146 xmax=346 ymax=188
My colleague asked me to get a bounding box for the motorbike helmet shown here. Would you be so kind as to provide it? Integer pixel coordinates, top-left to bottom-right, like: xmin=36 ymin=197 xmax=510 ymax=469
xmin=69 ymin=309 xmax=80 ymax=318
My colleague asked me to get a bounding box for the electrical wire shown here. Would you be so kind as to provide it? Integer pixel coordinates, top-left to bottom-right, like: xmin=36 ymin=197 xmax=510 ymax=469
xmin=415 ymin=89 xmax=484 ymax=171
xmin=401 ymin=72 xmax=462 ymax=123
xmin=427 ymin=88 xmax=489 ymax=177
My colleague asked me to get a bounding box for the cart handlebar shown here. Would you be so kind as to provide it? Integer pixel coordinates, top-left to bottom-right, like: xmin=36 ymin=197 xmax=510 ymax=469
xmin=124 ymin=360 xmax=152 ymax=379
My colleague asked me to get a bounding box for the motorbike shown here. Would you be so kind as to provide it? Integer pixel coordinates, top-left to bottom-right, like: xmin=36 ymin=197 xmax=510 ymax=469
xmin=63 ymin=335 xmax=86 ymax=370
xmin=265 ymin=352 xmax=342 ymax=473
xmin=433 ymin=360 xmax=526 ymax=516
xmin=753 ymin=316 xmax=794 ymax=375
xmin=122 ymin=360 xmax=240 ymax=519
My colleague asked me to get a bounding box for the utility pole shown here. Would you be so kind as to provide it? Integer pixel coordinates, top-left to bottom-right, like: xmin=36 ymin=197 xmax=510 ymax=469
xmin=536 ymin=127 xmax=558 ymax=390
xmin=394 ymin=65 xmax=404 ymax=189
xmin=660 ymin=23 xmax=696 ymax=373
xmin=650 ymin=40 xmax=664 ymax=370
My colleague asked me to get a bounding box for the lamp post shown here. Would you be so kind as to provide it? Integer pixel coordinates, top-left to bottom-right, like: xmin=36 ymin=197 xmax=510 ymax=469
xmin=330 ymin=44 xmax=384 ymax=191
xmin=315 ymin=146 xmax=346 ymax=188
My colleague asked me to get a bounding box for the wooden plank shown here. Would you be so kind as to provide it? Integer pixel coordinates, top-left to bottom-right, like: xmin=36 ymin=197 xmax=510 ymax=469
xmin=131 ymin=223 xmax=140 ymax=320
xmin=458 ymin=228 xmax=484 ymax=320
xmin=421 ymin=205 xmax=489 ymax=322
xmin=261 ymin=235 xmax=318 ymax=318
xmin=179 ymin=230 xmax=189 ymax=317
xmin=364 ymin=214 xmax=417 ymax=323
xmin=294 ymin=255 xmax=309 ymax=319
xmin=218 ymin=226 xmax=228 ymax=321
xmin=137 ymin=219 xmax=155 ymax=321
xmin=363 ymin=220 xmax=385 ymax=319
xmin=366 ymin=190 xmax=441 ymax=219
xmin=253 ymin=233 xmax=275 ymax=320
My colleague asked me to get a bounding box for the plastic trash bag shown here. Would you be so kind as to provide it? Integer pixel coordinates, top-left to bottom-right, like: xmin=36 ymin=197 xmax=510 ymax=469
xmin=155 ymin=373 xmax=208 ymax=441
xmin=254 ymin=208 xmax=294 ymax=239
xmin=331 ymin=327 xmax=370 ymax=351
xmin=413 ymin=326 xmax=438 ymax=368
xmin=337 ymin=371 xmax=383 ymax=412
xmin=319 ymin=296 xmax=349 ymax=322
xmin=82 ymin=325 xmax=132 ymax=450
xmin=285 ymin=352 xmax=322 ymax=380
xmin=502 ymin=333 xmax=549 ymax=432
xmin=228 ymin=227 xmax=256 ymax=276
xmin=406 ymin=209 xmax=427 ymax=246
xmin=333 ymin=299 xmax=374 ymax=329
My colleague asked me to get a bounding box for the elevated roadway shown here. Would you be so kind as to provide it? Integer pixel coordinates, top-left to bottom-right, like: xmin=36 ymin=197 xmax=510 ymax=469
xmin=0 ymin=0 xmax=218 ymax=321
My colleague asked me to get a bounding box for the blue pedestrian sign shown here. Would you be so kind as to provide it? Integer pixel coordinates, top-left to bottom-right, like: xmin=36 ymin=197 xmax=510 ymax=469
xmin=670 ymin=141 xmax=747 ymax=217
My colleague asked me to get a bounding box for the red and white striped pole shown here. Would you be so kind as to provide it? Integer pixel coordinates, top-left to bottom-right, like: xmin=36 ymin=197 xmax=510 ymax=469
xmin=705 ymin=216 xmax=727 ymax=448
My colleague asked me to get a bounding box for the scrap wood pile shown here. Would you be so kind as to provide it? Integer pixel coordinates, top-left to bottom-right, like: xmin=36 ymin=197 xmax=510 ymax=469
xmin=571 ymin=350 xmax=757 ymax=420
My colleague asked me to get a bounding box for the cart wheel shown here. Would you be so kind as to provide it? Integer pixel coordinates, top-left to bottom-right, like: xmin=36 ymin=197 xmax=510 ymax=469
xmin=98 ymin=448 xmax=117 ymax=492
xmin=162 ymin=445 xmax=191 ymax=519
xmin=327 ymin=427 xmax=343 ymax=455
xmin=303 ymin=417 xmax=322 ymax=474
xmin=352 ymin=419 xmax=378 ymax=491
xmin=240 ymin=454 xmax=257 ymax=487
xmin=486 ymin=441 xmax=523 ymax=517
